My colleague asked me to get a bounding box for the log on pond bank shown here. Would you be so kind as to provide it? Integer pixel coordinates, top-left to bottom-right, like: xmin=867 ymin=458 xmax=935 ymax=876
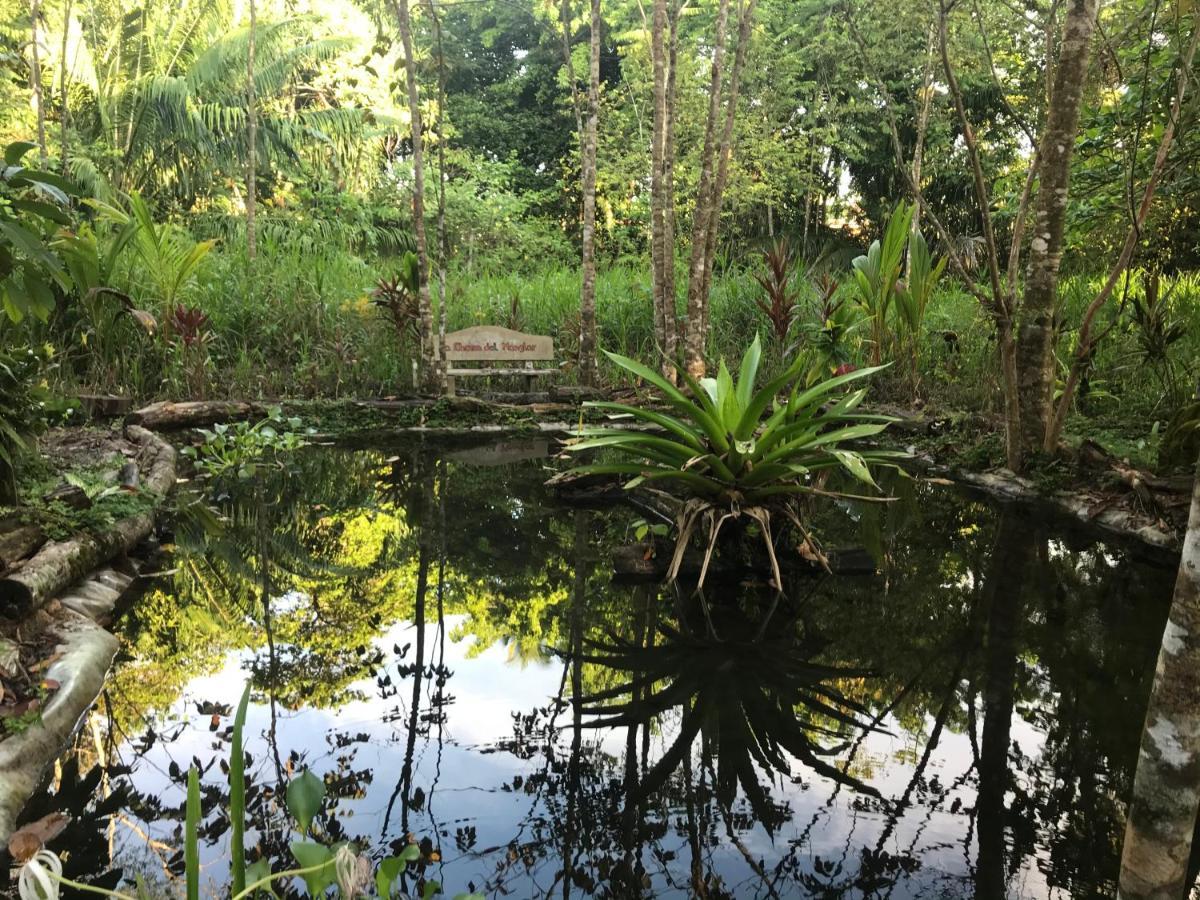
xmin=0 ymin=427 xmax=174 ymax=624
xmin=125 ymin=400 xmax=268 ymax=430
xmin=0 ymin=526 xmax=46 ymax=572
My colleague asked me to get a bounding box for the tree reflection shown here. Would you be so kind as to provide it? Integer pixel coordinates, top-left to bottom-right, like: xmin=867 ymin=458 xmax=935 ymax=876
xmin=10 ymin=440 xmax=1184 ymax=899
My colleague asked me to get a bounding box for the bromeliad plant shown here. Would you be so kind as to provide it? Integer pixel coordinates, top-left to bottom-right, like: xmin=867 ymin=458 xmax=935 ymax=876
xmin=565 ymin=335 xmax=902 ymax=589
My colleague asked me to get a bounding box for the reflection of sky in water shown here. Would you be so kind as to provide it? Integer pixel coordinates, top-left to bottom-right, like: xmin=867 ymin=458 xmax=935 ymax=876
xmin=109 ymin=613 xmax=1061 ymax=899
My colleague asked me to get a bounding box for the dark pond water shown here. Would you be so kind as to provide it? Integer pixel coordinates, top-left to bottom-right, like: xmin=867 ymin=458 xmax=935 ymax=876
xmin=11 ymin=438 xmax=1186 ymax=898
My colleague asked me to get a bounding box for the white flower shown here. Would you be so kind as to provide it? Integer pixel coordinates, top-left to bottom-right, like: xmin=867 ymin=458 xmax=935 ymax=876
xmin=333 ymin=844 xmax=370 ymax=899
xmin=18 ymin=850 xmax=63 ymax=900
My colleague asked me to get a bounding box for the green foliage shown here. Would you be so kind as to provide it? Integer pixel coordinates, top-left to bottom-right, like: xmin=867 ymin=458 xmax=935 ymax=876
xmin=850 ymin=201 xmax=914 ymax=366
xmin=1159 ymin=399 xmax=1200 ymax=471
xmin=285 ymin=768 xmax=326 ymax=836
xmin=568 ymin=335 xmax=899 ymax=504
xmin=180 ymin=408 xmax=312 ymax=479
xmin=0 ymin=142 xmax=77 ymax=323
xmin=0 ymin=346 xmax=74 ymax=505
xmin=95 ymin=192 xmax=214 ymax=313
xmin=788 ymin=275 xmax=862 ymax=385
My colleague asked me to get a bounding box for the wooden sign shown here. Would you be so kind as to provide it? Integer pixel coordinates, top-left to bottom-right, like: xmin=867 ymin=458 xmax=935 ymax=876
xmin=444 ymin=326 xmax=554 ymax=361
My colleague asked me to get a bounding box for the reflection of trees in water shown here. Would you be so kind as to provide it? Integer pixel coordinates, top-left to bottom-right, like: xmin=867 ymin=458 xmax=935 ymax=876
xmin=14 ymin=443 xmax=1184 ymax=898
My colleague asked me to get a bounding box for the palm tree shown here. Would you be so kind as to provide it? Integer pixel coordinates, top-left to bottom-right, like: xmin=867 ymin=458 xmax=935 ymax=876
xmin=69 ymin=2 xmax=364 ymax=209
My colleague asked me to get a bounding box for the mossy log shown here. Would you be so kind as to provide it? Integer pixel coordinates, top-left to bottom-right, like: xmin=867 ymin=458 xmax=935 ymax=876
xmin=0 ymin=427 xmax=174 ymax=622
xmin=0 ymin=526 xmax=46 ymax=571
xmin=125 ymin=400 xmax=267 ymax=430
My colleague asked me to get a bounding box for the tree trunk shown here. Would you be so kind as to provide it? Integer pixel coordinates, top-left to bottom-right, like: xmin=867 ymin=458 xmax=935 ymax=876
xmin=649 ymin=0 xmax=679 ymax=377
xmin=578 ymin=0 xmax=601 ymax=386
xmin=661 ymin=3 xmax=680 ymax=368
xmin=649 ymin=0 xmax=668 ymax=369
xmin=911 ymin=22 xmax=936 ymax=234
xmin=1118 ymin=450 xmax=1200 ymax=900
xmin=57 ymin=0 xmax=72 ymax=172
xmin=29 ymin=0 xmax=47 ymax=163
xmin=698 ymin=0 xmax=757 ymax=315
xmin=682 ymin=0 xmax=731 ymax=379
xmin=246 ymin=0 xmax=257 ymax=260
xmin=426 ymin=0 xmax=449 ymax=376
xmin=1015 ymin=0 xmax=1098 ymax=457
xmin=393 ymin=0 xmax=436 ymax=392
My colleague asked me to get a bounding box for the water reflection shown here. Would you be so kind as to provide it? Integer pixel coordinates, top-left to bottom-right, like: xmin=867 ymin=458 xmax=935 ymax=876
xmin=4 ymin=438 xmax=1181 ymax=899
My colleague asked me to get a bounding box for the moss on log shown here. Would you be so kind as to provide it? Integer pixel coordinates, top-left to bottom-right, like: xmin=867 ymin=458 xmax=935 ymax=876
xmin=0 ymin=427 xmax=174 ymax=623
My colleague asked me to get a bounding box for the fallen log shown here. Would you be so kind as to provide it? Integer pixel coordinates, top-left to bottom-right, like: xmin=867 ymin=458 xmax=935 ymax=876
xmin=549 ymin=384 xmax=607 ymax=403
xmin=0 ymin=427 xmax=174 ymax=622
xmin=125 ymin=400 xmax=266 ymax=430
xmin=0 ymin=526 xmax=46 ymax=570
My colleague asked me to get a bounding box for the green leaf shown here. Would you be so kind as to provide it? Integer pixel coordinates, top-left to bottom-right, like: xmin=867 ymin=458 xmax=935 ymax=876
xmin=829 ymin=449 xmax=880 ymax=488
xmin=286 ymin=769 xmax=325 ymax=835
xmin=243 ymin=859 xmax=275 ymax=898
xmin=230 ymin=682 xmax=252 ymax=894
xmin=289 ymin=841 xmax=335 ymax=897
xmin=734 ymin=334 xmax=762 ymax=412
xmin=185 ymin=766 xmax=200 ymax=900
xmin=4 ymin=141 xmax=36 ymax=165
xmin=375 ymin=855 xmax=407 ymax=899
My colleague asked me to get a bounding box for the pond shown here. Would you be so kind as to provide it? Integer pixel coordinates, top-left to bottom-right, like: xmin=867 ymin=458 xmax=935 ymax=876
xmin=10 ymin=438 xmax=1182 ymax=899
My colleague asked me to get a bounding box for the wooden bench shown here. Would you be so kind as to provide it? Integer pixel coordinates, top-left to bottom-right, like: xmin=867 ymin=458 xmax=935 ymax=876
xmin=443 ymin=325 xmax=558 ymax=396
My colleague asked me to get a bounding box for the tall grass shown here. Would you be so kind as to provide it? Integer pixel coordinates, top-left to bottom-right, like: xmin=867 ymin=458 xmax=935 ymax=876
xmin=40 ymin=218 xmax=1199 ymax=438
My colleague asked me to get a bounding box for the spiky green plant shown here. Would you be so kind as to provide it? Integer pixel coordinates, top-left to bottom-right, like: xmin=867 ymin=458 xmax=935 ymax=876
xmin=850 ymin=201 xmax=914 ymax=365
xmin=565 ymin=336 xmax=902 ymax=587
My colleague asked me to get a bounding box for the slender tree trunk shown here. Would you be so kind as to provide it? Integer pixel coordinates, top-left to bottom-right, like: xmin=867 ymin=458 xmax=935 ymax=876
xmin=1118 ymin=450 xmax=1200 ymax=900
xmin=649 ymin=0 xmax=668 ymax=367
xmin=698 ymin=0 xmax=757 ymax=318
xmin=246 ymin=0 xmax=257 ymax=260
xmin=1015 ymin=0 xmax=1098 ymax=456
xmin=578 ymin=0 xmax=601 ymax=386
xmin=393 ymin=0 xmax=436 ymax=391
xmin=662 ymin=3 xmax=680 ymax=368
xmin=426 ymin=0 xmax=449 ymax=371
xmin=682 ymin=0 xmax=731 ymax=378
xmin=911 ymin=22 xmax=936 ymax=234
xmin=29 ymin=0 xmax=47 ymax=163
xmin=58 ymin=0 xmax=72 ymax=172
